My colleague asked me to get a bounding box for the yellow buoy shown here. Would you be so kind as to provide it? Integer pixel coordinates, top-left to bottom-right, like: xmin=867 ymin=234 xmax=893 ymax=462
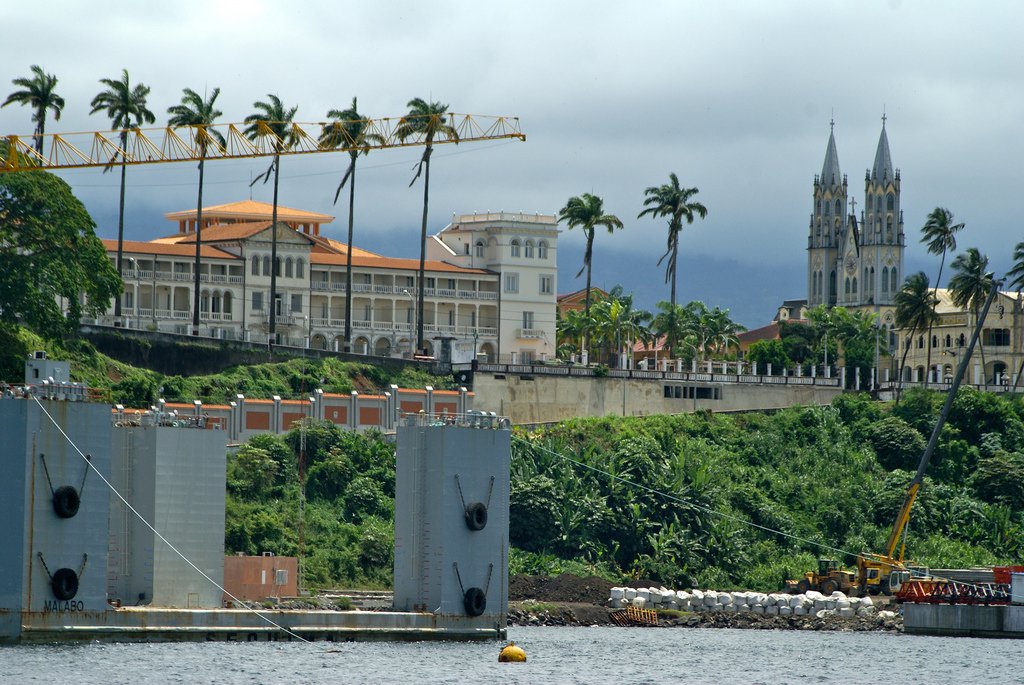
xmin=498 ymin=641 xmax=527 ymax=662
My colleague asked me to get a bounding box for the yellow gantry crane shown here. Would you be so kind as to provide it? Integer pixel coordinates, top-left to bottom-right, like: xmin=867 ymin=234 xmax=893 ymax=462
xmin=1 ymin=113 xmax=525 ymax=171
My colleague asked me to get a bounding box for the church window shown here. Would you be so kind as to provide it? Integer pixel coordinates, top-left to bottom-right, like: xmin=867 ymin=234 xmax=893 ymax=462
xmin=890 ymin=268 xmax=898 ymax=292
xmin=834 ymin=199 xmax=842 ymax=215
xmin=886 ymin=194 xmax=895 ymax=210
xmin=945 ymin=334 xmax=951 ymax=348
xmin=886 ymin=218 xmax=893 ymax=241
xmin=845 ymin=278 xmax=850 ymax=295
xmin=870 ymin=267 xmax=875 ymax=292
xmin=829 ymin=271 xmax=836 ymax=298
xmin=852 ymin=277 xmax=858 ymax=294
xmin=867 ymin=195 xmax=873 ymax=209
xmin=817 ymin=199 xmax=822 ymax=214
xmin=882 ymin=267 xmax=889 ymax=292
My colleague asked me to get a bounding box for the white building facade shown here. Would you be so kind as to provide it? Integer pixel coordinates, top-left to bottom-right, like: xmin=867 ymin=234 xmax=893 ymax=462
xmin=96 ymin=201 xmax=557 ymax=363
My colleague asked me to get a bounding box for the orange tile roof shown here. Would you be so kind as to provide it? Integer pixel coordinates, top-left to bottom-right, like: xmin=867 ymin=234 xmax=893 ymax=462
xmin=103 ymin=239 xmax=238 ymax=259
xmin=737 ymin=323 xmax=782 ymax=346
xmin=311 ymin=251 xmax=492 ymax=274
xmin=311 ymin=235 xmax=381 ymax=258
xmin=171 ymin=221 xmax=317 ymax=245
xmin=165 ymin=200 xmax=334 ymax=223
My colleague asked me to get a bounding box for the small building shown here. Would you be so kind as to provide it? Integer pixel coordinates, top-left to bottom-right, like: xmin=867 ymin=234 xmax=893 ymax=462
xmin=223 ymin=554 xmax=298 ymax=602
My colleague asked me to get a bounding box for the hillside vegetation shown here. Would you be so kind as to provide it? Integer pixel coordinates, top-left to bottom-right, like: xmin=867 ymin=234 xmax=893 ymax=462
xmin=223 ymin=388 xmax=1024 ymax=591
xmin=0 ymin=325 xmax=453 ymax=406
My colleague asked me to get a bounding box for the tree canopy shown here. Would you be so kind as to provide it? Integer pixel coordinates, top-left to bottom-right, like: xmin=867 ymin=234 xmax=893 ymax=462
xmin=0 ymin=171 xmax=120 ymax=337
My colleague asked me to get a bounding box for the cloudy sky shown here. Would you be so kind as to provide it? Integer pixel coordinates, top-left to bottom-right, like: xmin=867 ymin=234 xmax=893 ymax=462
xmin=3 ymin=0 xmax=1022 ymax=326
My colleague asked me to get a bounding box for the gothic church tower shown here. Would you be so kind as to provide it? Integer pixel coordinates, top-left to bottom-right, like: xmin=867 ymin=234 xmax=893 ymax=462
xmin=806 ymin=118 xmax=904 ymax=339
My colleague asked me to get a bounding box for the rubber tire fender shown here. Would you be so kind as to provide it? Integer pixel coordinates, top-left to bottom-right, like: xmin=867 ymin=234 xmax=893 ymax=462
xmin=464 ymin=502 xmax=488 ymax=531
xmin=51 ymin=568 xmax=79 ymax=601
xmin=464 ymin=587 xmax=486 ymax=616
xmin=53 ymin=485 xmax=81 ymax=519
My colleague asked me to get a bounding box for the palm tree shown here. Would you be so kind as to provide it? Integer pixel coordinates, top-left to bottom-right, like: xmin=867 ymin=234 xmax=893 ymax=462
xmin=1008 ymin=241 xmax=1024 ymax=391
xmin=638 ymin=174 xmax=707 ymax=307
xmin=395 ymin=98 xmax=458 ymax=354
xmin=920 ymin=207 xmax=965 ymax=386
xmin=557 ymin=193 xmax=624 ymax=353
xmin=90 ymin=70 xmax=155 ymax=327
xmin=244 ymin=94 xmax=298 ymax=345
xmin=320 ymin=98 xmax=382 ymax=352
xmin=651 ymin=301 xmax=694 ymax=360
xmin=168 ymin=87 xmax=225 ymax=336
xmin=894 ymin=271 xmax=939 ymax=400
xmin=2 ymin=65 xmax=65 ymax=156
xmin=949 ymin=248 xmax=994 ymax=388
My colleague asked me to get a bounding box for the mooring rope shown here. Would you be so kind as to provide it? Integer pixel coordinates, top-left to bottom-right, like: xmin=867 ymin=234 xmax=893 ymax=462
xmin=32 ymin=396 xmax=314 ymax=644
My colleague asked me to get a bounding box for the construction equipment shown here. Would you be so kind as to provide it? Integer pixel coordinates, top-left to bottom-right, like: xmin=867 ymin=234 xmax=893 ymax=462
xmin=855 ymin=280 xmax=1003 ymax=595
xmin=786 ymin=279 xmax=1003 ymax=596
xmin=784 ymin=559 xmax=855 ymax=595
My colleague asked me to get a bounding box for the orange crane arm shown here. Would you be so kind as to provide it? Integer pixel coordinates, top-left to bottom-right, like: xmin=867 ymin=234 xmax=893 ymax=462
xmin=881 ymin=281 xmax=1002 ymax=562
xmin=2 ymin=114 xmax=525 ymax=172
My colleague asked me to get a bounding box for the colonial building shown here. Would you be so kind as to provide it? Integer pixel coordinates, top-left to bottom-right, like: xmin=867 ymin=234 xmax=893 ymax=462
xmin=806 ymin=119 xmax=905 ymax=345
xmin=896 ymin=288 xmax=1023 ymax=386
xmin=99 ymin=201 xmax=558 ymax=363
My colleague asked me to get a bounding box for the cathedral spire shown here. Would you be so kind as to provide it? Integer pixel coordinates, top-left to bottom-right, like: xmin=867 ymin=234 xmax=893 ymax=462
xmin=872 ymin=117 xmax=894 ymax=182
xmin=821 ymin=124 xmax=843 ymax=187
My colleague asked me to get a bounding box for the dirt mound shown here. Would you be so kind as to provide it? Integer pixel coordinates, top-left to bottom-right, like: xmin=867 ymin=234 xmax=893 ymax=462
xmin=509 ymin=574 xmax=614 ymax=603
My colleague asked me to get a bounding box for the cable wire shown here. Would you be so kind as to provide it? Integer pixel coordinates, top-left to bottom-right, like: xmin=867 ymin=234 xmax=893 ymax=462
xmin=31 ymin=396 xmax=314 ymax=644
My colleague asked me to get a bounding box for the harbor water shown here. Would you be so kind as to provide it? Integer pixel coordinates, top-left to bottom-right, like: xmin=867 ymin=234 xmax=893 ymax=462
xmin=2 ymin=625 xmax=1023 ymax=684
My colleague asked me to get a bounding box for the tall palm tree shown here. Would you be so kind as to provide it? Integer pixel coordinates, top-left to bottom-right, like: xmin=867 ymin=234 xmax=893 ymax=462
xmin=949 ymin=247 xmax=994 ymax=388
xmin=557 ymin=193 xmax=623 ymax=342
xmin=395 ymin=98 xmax=458 ymax=354
xmin=638 ymin=173 xmax=707 ymax=307
xmin=2 ymin=65 xmax=64 ymax=156
xmin=320 ymin=98 xmax=383 ymax=352
xmin=244 ymin=94 xmax=298 ymax=345
xmin=894 ymin=271 xmax=939 ymax=400
xmin=90 ymin=70 xmax=155 ymax=327
xmin=168 ymin=87 xmax=225 ymax=336
xmin=1008 ymin=241 xmax=1024 ymax=391
xmin=920 ymin=207 xmax=965 ymax=386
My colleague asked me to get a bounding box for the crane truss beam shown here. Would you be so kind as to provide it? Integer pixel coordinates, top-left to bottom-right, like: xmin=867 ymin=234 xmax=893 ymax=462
xmin=1 ymin=113 xmax=525 ymax=172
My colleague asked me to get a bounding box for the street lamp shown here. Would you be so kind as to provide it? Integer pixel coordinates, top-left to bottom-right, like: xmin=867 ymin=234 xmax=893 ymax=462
xmin=403 ymin=289 xmax=416 ymax=357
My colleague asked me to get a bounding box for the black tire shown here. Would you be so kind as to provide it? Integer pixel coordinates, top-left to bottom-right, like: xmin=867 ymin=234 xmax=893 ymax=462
xmin=52 ymin=486 xmax=80 ymax=519
xmin=880 ymin=577 xmax=892 ymax=596
xmin=51 ymin=568 xmax=79 ymax=600
xmin=821 ymin=579 xmax=838 ymax=595
xmin=464 ymin=502 xmax=488 ymax=531
xmin=463 ymin=587 xmax=486 ymax=616
xmin=796 ymin=579 xmax=810 ymax=594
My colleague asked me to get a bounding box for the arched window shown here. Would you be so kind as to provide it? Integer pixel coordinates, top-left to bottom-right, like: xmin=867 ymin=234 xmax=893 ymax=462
xmin=200 ymin=290 xmax=210 ymax=313
xmin=845 ymin=278 xmax=851 ymax=295
xmin=538 ymin=241 xmax=549 ymax=259
xmin=945 ymin=334 xmax=952 ymax=348
xmin=866 ymin=195 xmax=873 ymax=209
xmin=834 ymin=199 xmax=841 ymax=215
xmin=475 ymin=240 xmax=485 ymax=258
xmin=932 ymin=335 xmax=938 ymax=348
xmin=829 ymin=271 xmax=836 ymax=299
xmin=917 ymin=335 xmax=924 ymax=349
xmin=881 ymin=267 xmax=889 ymax=292
xmin=870 ymin=267 xmax=875 ymax=292
xmin=817 ymin=199 xmax=822 ymax=214
xmin=223 ymin=292 xmax=233 ymax=314
xmin=852 ymin=277 xmax=858 ymax=294
xmin=251 ymin=255 xmax=259 ymax=276
xmin=886 ymin=218 xmax=893 ymax=241
xmin=510 ymin=239 xmax=521 ymax=257
xmin=890 ymin=268 xmax=898 ymax=292
xmin=886 ymin=193 xmax=895 ymax=210
xmin=285 ymin=257 xmax=294 ymax=278
xmin=211 ymin=291 xmax=221 ymax=314
xmin=524 ymin=240 xmax=534 ymax=258
xmin=296 ymin=258 xmax=304 ymax=279
xmin=262 ymin=255 xmax=271 ymax=276
xmin=275 ymin=257 xmax=282 ymax=277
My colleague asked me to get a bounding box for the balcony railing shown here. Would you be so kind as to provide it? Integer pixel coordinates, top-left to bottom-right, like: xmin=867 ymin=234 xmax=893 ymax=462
xmin=518 ymin=328 xmax=545 ymax=339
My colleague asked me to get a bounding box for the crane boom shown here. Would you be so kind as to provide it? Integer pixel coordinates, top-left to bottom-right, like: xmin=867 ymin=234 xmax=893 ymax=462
xmin=2 ymin=113 xmax=525 ymax=172
xmin=881 ymin=279 xmax=1002 ymax=560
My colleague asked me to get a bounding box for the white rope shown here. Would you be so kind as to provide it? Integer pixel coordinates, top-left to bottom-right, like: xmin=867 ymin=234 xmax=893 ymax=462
xmin=32 ymin=396 xmax=314 ymax=644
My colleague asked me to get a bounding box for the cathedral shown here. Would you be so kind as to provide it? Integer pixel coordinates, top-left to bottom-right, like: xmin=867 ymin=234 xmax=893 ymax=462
xmin=806 ymin=118 xmax=905 ymax=342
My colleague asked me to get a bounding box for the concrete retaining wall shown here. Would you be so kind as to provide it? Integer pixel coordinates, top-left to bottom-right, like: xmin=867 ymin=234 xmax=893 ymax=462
xmin=903 ymin=603 xmax=1024 ymax=638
